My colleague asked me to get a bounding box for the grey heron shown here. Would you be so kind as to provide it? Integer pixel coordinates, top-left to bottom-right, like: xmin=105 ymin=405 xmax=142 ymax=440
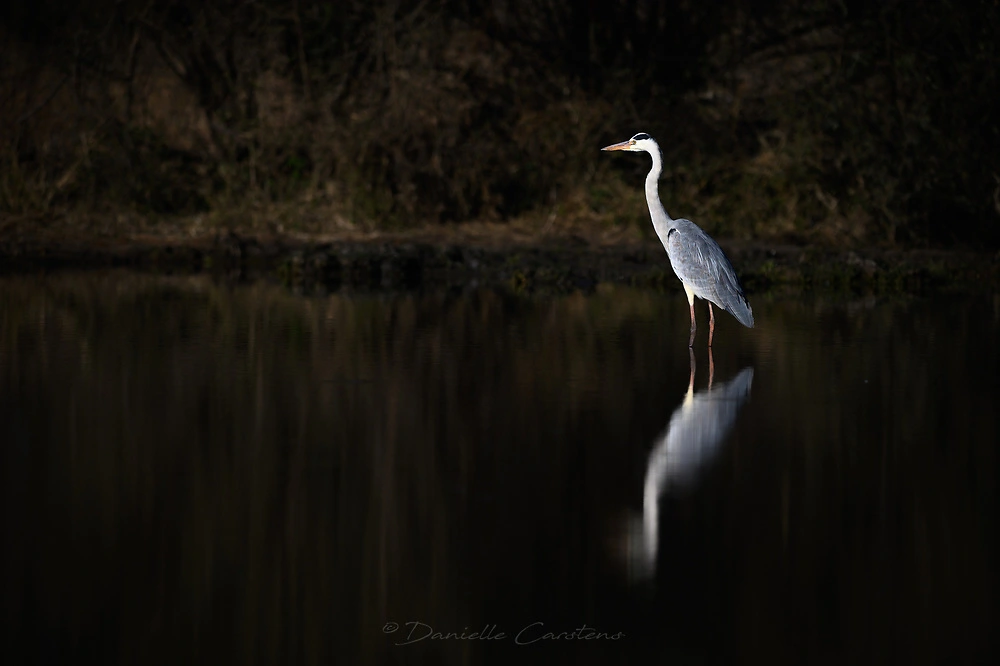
xmin=602 ymin=133 xmax=754 ymax=346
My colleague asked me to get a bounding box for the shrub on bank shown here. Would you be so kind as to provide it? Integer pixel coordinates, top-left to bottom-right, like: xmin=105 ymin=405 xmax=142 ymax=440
xmin=1 ymin=1 xmax=997 ymax=249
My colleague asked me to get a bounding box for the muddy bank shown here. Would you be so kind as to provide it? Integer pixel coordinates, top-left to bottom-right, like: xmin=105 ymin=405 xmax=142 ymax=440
xmin=1 ymin=230 xmax=998 ymax=295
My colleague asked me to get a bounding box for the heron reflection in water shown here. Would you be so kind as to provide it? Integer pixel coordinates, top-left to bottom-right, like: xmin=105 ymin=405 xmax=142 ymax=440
xmin=628 ymin=350 xmax=754 ymax=581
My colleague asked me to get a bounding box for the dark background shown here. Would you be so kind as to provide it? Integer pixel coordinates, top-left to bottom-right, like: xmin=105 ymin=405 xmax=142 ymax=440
xmin=2 ymin=0 xmax=999 ymax=248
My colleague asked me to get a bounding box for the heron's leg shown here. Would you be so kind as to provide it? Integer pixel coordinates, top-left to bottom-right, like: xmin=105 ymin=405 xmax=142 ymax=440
xmin=708 ymin=302 xmax=716 ymax=347
xmin=687 ymin=347 xmax=696 ymax=394
xmin=688 ymin=303 xmax=697 ymax=347
xmin=707 ymin=346 xmax=715 ymax=390
xmin=683 ymin=284 xmax=697 ymax=347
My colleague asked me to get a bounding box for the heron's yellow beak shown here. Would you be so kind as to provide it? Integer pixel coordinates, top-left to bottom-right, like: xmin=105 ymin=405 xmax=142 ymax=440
xmin=601 ymin=140 xmax=631 ymax=151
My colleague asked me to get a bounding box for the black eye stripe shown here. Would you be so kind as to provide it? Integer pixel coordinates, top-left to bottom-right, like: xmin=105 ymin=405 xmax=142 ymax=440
xmin=632 ymin=133 xmax=650 ymax=141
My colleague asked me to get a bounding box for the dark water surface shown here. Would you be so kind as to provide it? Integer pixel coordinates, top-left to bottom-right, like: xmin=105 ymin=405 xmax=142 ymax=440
xmin=2 ymin=272 xmax=997 ymax=665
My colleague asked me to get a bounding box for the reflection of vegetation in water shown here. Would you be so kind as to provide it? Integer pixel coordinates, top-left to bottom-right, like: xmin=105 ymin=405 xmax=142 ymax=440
xmin=732 ymin=296 xmax=997 ymax=661
xmin=0 ymin=274 xmax=675 ymax=663
xmin=0 ymin=274 xmax=995 ymax=663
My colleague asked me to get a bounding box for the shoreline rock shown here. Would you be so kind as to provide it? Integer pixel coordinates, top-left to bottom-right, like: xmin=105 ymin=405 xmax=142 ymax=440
xmin=1 ymin=231 xmax=997 ymax=295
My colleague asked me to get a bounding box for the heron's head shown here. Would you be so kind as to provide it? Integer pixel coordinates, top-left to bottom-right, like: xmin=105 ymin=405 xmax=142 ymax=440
xmin=601 ymin=132 xmax=656 ymax=153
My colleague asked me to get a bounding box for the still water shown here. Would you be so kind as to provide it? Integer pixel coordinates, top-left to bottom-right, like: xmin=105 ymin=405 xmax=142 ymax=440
xmin=1 ymin=272 xmax=996 ymax=665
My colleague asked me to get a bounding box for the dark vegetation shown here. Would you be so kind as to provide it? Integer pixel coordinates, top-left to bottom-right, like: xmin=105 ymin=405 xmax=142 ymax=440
xmin=2 ymin=0 xmax=999 ymax=249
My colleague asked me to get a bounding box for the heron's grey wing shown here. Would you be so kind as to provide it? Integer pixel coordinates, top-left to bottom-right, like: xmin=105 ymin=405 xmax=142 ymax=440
xmin=666 ymin=221 xmax=754 ymax=327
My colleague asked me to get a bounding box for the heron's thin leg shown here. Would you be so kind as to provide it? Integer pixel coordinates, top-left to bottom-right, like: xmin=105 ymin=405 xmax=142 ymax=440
xmin=688 ymin=302 xmax=697 ymax=347
xmin=707 ymin=346 xmax=715 ymax=390
xmin=687 ymin=347 xmax=696 ymax=394
xmin=708 ymin=302 xmax=716 ymax=347
xmin=683 ymin=284 xmax=697 ymax=347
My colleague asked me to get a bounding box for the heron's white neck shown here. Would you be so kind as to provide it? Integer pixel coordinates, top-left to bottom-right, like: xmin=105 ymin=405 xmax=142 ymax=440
xmin=644 ymin=142 xmax=674 ymax=243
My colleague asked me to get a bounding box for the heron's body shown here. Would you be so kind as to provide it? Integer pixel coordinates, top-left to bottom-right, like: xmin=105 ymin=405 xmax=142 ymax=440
xmin=663 ymin=219 xmax=754 ymax=328
xmin=603 ymin=133 xmax=753 ymax=345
